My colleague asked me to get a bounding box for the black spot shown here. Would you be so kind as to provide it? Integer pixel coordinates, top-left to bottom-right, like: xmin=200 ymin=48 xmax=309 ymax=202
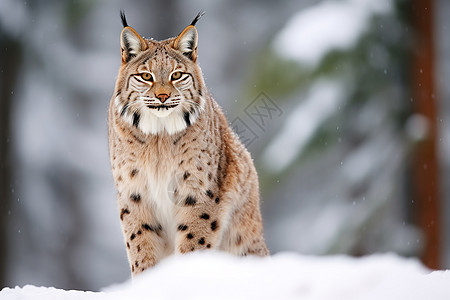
xmin=185 ymin=196 xmax=196 ymax=206
xmin=142 ymin=223 xmax=155 ymax=232
xmin=197 ymin=166 xmax=203 ymax=171
xmin=143 ymin=56 xmax=151 ymax=65
xmin=206 ymin=244 xmax=211 ymax=248
xmin=178 ymin=224 xmax=188 ymax=231
xmin=135 ymin=261 xmax=139 ymax=267
xmin=200 ymin=213 xmax=210 ymax=220
xmin=130 ymin=169 xmax=139 ymax=178
xmin=127 ymin=242 xmax=130 ymax=249
xmin=206 ymin=190 xmax=214 ymax=199
xmin=173 ymin=135 xmax=182 ymax=145
xmin=137 ymin=230 xmax=142 ymax=235
xmin=208 ymin=173 xmax=212 ymax=181
xmin=130 ymin=193 xmax=141 ymax=203
xmin=120 ymin=104 xmax=128 ymax=116
xmin=215 ymin=197 xmax=220 ymax=204
xmin=236 ymin=234 xmax=242 ymax=246
xmin=187 ymin=233 xmax=194 ymax=239
xmin=183 ymin=171 xmax=190 ymax=180
xmin=131 ymin=265 xmax=135 ymax=272
xmin=184 ymin=111 xmax=191 ymax=127
xmin=211 ymin=221 xmax=218 ymax=231
xmin=137 ymin=245 xmax=141 ymax=252
xmin=198 ymin=89 xmax=203 ymax=96
xmin=132 ymin=112 xmax=140 ymax=128
xmin=131 ymin=133 xmax=145 ymax=144
xmin=130 ymin=233 xmax=136 ymax=240
xmin=120 ymin=208 xmax=130 ymax=220
xmin=198 ymin=237 xmax=205 ymax=245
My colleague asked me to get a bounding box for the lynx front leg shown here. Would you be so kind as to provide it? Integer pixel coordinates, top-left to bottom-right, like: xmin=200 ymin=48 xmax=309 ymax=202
xmin=118 ymin=192 xmax=165 ymax=276
xmin=175 ymin=188 xmax=224 ymax=253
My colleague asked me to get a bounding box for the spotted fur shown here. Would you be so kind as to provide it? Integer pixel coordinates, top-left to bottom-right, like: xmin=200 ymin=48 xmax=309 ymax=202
xmin=108 ymin=12 xmax=269 ymax=277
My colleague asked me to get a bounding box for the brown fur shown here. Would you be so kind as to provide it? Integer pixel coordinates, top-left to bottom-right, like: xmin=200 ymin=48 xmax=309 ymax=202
xmin=108 ymin=15 xmax=268 ymax=276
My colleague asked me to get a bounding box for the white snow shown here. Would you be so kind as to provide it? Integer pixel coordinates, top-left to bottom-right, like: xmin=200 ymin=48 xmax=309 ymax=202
xmin=262 ymin=79 xmax=344 ymax=173
xmin=273 ymin=0 xmax=392 ymax=67
xmin=1 ymin=252 xmax=449 ymax=300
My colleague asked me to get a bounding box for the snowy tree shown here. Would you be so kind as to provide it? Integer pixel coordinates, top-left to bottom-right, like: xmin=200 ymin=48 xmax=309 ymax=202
xmin=233 ymin=0 xmax=433 ymax=260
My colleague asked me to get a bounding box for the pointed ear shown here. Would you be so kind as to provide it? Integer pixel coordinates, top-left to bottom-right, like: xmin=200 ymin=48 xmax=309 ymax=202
xmin=120 ymin=26 xmax=148 ymax=63
xmin=173 ymin=25 xmax=198 ymax=62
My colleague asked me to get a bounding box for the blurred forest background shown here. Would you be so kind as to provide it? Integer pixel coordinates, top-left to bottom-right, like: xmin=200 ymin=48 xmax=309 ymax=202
xmin=0 ymin=0 xmax=449 ymax=291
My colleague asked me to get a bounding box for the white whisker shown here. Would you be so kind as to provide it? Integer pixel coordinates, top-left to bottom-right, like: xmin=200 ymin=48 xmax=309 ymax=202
xmin=139 ymin=96 xmax=158 ymax=101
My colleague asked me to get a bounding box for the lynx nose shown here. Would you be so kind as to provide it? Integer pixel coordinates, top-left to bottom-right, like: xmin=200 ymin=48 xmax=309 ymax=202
xmin=156 ymin=93 xmax=170 ymax=103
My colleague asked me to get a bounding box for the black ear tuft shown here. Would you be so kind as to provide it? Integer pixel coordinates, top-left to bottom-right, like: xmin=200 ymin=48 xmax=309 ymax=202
xmin=190 ymin=11 xmax=205 ymax=26
xmin=120 ymin=10 xmax=128 ymax=28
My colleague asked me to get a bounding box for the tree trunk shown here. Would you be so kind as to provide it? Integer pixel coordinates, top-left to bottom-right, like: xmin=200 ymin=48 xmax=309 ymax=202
xmin=411 ymin=0 xmax=442 ymax=269
xmin=0 ymin=34 xmax=22 ymax=286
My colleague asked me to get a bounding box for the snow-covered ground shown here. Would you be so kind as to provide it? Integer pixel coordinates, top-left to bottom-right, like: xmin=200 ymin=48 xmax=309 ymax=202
xmin=1 ymin=252 xmax=449 ymax=300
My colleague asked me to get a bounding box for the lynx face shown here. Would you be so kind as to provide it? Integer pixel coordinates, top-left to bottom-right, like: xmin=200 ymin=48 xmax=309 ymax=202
xmin=115 ymin=13 xmax=206 ymax=135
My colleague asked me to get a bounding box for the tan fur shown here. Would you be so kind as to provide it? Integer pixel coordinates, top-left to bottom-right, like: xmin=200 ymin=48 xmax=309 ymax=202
xmin=108 ymin=17 xmax=268 ymax=276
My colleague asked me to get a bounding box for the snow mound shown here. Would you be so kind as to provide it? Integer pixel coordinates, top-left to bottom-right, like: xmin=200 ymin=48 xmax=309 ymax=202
xmin=1 ymin=252 xmax=449 ymax=300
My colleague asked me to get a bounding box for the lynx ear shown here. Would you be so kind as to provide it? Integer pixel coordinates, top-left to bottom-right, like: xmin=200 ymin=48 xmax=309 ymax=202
xmin=120 ymin=11 xmax=147 ymax=63
xmin=173 ymin=25 xmax=198 ymax=62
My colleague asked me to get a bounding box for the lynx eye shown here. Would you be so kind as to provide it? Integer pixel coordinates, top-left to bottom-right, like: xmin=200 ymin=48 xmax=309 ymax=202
xmin=140 ymin=73 xmax=153 ymax=82
xmin=171 ymin=71 xmax=183 ymax=81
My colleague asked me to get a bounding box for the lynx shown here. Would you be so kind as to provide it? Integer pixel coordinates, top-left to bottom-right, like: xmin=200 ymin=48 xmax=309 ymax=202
xmin=108 ymin=11 xmax=269 ymax=276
